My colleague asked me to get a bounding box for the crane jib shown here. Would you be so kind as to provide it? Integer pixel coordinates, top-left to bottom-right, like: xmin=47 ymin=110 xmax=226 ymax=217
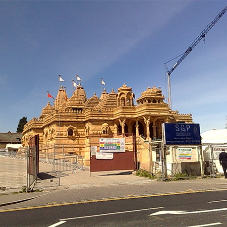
xmin=167 ymin=5 xmax=227 ymax=77
xmin=165 ymin=5 xmax=227 ymax=109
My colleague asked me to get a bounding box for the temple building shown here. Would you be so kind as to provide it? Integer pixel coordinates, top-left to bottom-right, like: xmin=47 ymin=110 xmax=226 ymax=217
xmin=22 ymin=83 xmax=193 ymax=168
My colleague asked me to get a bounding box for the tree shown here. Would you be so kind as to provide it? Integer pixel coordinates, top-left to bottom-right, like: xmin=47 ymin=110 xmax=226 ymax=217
xmin=17 ymin=117 xmax=27 ymax=133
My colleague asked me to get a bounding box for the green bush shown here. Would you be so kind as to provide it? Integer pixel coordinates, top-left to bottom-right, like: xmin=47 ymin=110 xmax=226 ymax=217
xmin=136 ymin=170 xmax=192 ymax=181
xmin=172 ymin=172 xmax=190 ymax=180
xmin=136 ymin=169 xmax=156 ymax=179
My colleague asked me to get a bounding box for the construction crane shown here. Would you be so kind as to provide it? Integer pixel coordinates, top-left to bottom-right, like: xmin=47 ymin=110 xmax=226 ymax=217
xmin=165 ymin=5 xmax=227 ymax=109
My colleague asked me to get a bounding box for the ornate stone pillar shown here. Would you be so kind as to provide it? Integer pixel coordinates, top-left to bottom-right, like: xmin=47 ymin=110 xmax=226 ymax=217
xmin=153 ymin=120 xmax=157 ymax=139
xmin=130 ymin=97 xmax=133 ymax=106
xmin=119 ymin=119 xmax=126 ymax=134
xmin=143 ymin=116 xmax=150 ymax=139
xmin=135 ymin=120 xmax=139 ymax=137
xmin=128 ymin=121 xmax=132 ymax=134
xmin=114 ymin=123 xmax=118 ymax=135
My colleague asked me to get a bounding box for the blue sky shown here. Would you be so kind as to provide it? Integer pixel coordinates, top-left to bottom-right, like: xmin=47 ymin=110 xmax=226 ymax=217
xmin=0 ymin=0 xmax=226 ymax=133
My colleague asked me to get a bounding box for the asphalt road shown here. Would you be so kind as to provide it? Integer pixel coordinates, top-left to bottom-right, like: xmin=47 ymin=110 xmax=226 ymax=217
xmin=0 ymin=190 xmax=227 ymax=226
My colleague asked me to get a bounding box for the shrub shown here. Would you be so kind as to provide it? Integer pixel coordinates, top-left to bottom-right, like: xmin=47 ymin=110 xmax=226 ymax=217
xmin=136 ymin=169 xmax=156 ymax=179
xmin=172 ymin=172 xmax=190 ymax=180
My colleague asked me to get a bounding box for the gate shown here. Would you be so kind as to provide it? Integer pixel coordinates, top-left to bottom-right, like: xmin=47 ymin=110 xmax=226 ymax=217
xmin=28 ymin=134 xmax=39 ymax=189
xmin=90 ymin=134 xmax=136 ymax=172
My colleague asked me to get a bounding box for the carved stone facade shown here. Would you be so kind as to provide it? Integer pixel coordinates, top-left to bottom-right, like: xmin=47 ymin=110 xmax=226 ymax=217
xmin=22 ymin=84 xmax=193 ymax=166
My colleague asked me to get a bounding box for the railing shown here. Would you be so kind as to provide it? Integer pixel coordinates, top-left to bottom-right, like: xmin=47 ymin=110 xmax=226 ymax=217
xmin=0 ymin=148 xmax=28 ymax=159
xmin=39 ymin=144 xmax=84 ymax=173
xmin=52 ymin=155 xmax=84 ymax=173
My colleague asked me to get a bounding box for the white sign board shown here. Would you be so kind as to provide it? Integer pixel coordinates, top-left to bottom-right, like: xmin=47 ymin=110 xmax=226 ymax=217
xmin=177 ymin=148 xmax=192 ymax=160
xmin=99 ymin=138 xmax=125 ymax=152
xmin=96 ymin=152 xmax=113 ymax=160
xmin=213 ymin=146 xmax=227 ymax=160
xmin=91 ymin=146 xmax=97 ymax=156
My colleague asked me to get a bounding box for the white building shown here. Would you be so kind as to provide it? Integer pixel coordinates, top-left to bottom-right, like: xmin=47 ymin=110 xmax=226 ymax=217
xmin=201 ymin=129 xmax=227 ymax=175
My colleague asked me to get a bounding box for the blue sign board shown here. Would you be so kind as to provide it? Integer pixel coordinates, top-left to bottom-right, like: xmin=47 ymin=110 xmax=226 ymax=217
xmin=163 ymin=123 xmax=201 ymax=145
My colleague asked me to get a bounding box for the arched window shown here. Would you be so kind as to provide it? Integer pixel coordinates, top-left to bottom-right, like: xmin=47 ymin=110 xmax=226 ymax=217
xmin=68 ymin=128 xmax=73 ymax=136
xmin=120 ymin=98 xmax=125 ymax=106
xmin=102 ymin=123 xmax=109 ymax=135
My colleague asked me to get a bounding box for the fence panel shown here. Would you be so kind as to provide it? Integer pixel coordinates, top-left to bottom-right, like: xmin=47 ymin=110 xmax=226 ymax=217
xmin=39 ymin=144 xmax=84 ymax=174
xmin=0 ymin=148 xmax=28 ymax=192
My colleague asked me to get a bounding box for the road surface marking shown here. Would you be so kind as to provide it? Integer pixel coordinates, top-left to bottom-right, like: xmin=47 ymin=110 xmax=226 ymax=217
xmin=60 ymin=206 xmax=164 ymax=221
xmin=187 ymin=222 xmax=222 ymax=227
xmin=208 ymin=199 xmax=227 ymax=203
xmin=48 ymin=221 xmax=66 ymax=227
xmin=150 ymin=207 xmax=227 ymax=216
xmin=1 ymin=188 xmax=227 ymax=213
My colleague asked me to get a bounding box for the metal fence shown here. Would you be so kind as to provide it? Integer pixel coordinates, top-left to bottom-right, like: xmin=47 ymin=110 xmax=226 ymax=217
xmin=39 ymin=144 xmax=84 ymax=174
xmin=0 ymin=148 xmax=28 ymax=192
xmin=0 ymin=149 xmax=27 ymax=159
xmin=0 ymin=143 xmax=84 ymax=192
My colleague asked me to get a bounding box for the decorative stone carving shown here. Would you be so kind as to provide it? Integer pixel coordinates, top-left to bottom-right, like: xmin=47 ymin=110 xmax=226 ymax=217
xmin=101 ymin=123 xmax=109 ymax=134
xmin=22 ymin=83 xmax=194 ymax=166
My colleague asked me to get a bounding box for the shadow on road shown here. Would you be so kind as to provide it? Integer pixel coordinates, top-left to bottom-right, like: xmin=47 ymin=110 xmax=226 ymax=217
xmin=100 ymin=171 xmax=133 ymax=176
xmin=37 ymin=172 xmax=56 ymax=180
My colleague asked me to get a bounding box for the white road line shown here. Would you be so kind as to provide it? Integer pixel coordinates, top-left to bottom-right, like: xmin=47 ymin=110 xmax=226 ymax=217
xmin=60 ymin=206 xmax=163 ymax=221
xmin=187 ymin=222 xmax=222 ymax=227
xmin=48 ymin=221 xmax=66 ymax=227
xmin=208 ymin=199 xmax=227 ymax=203
xmin=150 ymin=207 xmax=227 ymax=216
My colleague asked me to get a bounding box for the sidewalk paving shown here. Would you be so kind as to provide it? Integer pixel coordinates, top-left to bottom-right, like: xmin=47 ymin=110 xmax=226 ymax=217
xmin=1 ymin=157 xmax=227 ymax=211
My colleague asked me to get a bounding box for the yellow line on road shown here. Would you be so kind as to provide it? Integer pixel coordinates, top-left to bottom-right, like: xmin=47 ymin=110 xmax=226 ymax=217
xmin=1 ymin=188 xmax=227 ymax=213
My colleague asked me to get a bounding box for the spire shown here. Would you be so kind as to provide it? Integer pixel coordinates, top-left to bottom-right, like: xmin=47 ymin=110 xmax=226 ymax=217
xmin=54 ymin=86 xmax=68 ymax=110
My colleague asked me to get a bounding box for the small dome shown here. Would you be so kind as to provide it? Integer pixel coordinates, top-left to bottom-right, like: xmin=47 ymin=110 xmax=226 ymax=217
xmin=136 ymin=86 xmax=165 ymax=104
xmin=41 ymin=102 xmax=55 ymax=116
xmin=140 ymin=86 xmax=162 ymax=98
xmin=100 ymin=88 xmax=108 ymax=100
xmin=118 ymin=83 xmax=132 ymax=93
xmin=85 ymin=93 xmax=100 ymax=108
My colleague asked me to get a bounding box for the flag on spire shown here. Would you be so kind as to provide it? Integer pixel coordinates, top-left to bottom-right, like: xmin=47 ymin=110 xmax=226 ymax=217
xmin=59 ymin=75 xmax=64 ymax=82
xmin=72 ymin=80 xmax=77 ymax=88
xmin=47 ymin=92 xmax=54 ymax=99
xmin=101 ymin=79 xmax=105 ymax=85
xmin=76 ymin=74 xmax=82 ymax=81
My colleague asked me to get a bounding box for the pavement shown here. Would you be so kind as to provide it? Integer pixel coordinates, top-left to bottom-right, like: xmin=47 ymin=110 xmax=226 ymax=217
xmin=1 ymin=158 xmax=227 ymax=211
